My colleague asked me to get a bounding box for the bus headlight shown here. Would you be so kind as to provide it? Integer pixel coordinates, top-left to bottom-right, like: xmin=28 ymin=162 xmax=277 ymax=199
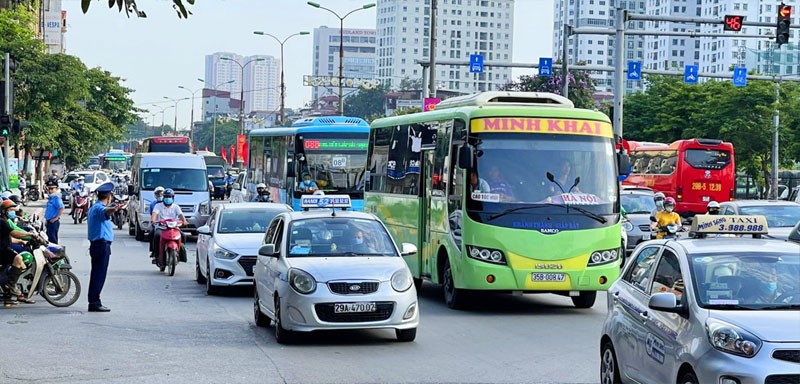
xmin=587 ymin=248 xmax=619 ymax=266
xmin=289 ymin=269 xmax=316 ymax=294
xmin=467 ymin=245 xmax=506 ymax=265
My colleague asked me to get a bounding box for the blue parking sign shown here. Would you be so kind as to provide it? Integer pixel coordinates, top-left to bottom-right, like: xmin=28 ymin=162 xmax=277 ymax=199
xmin=469 ymin=54 xmax=484 ymax=73
xmin=538 ymin=57 xmax=553 ymax=78
xmin=627 ymin=61 xmax=642 ymax=81
xmin=733 ymin=67 xmax=747 ymax=87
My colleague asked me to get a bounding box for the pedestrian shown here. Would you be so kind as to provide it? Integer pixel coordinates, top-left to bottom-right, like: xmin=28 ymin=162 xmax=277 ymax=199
xmin=44 ymin=184 xmax=64 ymax=244
xmin=87 ymin=181 xmax=121 ymax=313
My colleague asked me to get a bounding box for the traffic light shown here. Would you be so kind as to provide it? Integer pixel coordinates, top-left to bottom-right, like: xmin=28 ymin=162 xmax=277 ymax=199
xmin=777 ymin=4 xmax=792 ymax=46
xmin=0 ymin=115 xmax=11 ymax=137
xmin=0 ymin=78 xmax=13 ymax=117
xmin=11 ymin=119 xmax=28 ymax=135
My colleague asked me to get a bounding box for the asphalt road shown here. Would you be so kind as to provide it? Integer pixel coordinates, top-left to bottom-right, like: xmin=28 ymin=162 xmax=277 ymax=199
xmin=0 ymin=203 xmax=610 ymax=384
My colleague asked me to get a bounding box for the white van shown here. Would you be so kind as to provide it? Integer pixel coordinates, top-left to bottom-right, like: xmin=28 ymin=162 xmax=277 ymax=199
xmin=128 ymin=153 xmax=211 ymax=240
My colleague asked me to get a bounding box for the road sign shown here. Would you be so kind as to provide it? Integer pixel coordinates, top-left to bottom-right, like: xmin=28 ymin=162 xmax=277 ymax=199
xmin=684 ymin=65 xmax=699 ymax=84
xmin=469 ymin=54 xmax=484 ymax=73
xmin=627 ymin=61 xmax=642 ymax=81
xmin=538 ymin=57 xmax=553 ymax=77
xmin=733 ymin=67 xmax=747 ymax=87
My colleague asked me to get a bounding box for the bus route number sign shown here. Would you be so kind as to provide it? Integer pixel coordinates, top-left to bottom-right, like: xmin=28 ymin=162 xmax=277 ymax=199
xmin=331 ymin=156 xmax=347 ymax=168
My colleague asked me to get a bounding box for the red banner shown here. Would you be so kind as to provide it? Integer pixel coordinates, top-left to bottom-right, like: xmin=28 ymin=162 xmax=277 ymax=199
xmin=242 ymin=140 xmax=249 ymax=167
xmin=229 ymin=144 xmax=235 ymax=165
xmin=221 ymin=146 xmax=227 ymax=161
xmin=236 ymin=134 xmax=246 ymax=162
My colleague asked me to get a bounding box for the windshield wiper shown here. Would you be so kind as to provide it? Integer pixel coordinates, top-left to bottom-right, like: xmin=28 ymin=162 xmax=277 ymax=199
xmin=542 ymin=203 xmax=608 ymax=224
xmin=629 ymin=210 xmax=652 ymax=214
xmin=758 ymin=304 xmax=800 ymax=310
xmin=488 ymin=204 xmax=551 ymax=221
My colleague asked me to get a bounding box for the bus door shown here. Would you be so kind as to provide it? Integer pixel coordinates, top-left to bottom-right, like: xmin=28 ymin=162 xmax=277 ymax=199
xmin=418 ymin=149 xmax=435 ymax=279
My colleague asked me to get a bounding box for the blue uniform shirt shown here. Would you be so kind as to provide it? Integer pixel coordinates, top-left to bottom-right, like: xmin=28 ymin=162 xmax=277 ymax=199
xmin=44 ymin=193 xmax=64 ymax=220
xmin=149 ymin=199 xmax=160 ymax=214
xmin=88 ymin=201 xmax=114 ymax=242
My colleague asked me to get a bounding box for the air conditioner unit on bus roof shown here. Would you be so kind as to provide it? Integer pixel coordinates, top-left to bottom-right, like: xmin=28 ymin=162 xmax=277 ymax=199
xmin=435 ymin=91 xmax=574 ymax=110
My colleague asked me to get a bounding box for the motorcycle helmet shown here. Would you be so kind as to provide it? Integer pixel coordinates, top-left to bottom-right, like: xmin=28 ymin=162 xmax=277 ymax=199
xmin=8 ymin=195 xmax=21 ymax=205
xmin=0 ymin=191 xmax=11 ymax=201
xmin=653 ymin=192 xmax=666 ymax=201
xmin=163 ymin=188 xmax=174 ymax=197
xmin=707 ymin=201 xmax=721 ymax=215
xmin=256 ymin=183 xmax=267 ymax=193
xmin=1 ymin=199 xmax=17 ymax=212
xmin=19 ymin=251 xmax=33 ymax=266
xmin=154 ymin=186 xmax=165 ymax=194
xmin=664 ymin=197 xmax=676 ymax=208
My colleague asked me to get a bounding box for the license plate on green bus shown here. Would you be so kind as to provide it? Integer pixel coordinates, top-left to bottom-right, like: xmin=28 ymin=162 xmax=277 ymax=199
xmin=532 ymin=273 xmax=566 ymax=282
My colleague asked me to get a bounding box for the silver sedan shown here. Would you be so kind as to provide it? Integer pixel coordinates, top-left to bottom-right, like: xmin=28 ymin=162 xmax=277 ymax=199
xmin=600 ymin=217 xmax=800 ymax=384
xmin=195 ymin=203 xmax=292 ymax=295
xmin=253 ymin=209 xmax=419 ymax=344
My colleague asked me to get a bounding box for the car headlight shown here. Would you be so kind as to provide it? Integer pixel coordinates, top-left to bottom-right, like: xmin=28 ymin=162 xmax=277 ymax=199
xmin=213 ymin=245 xmax=238 ymax=259
xmin=587 ymin=247 xmax=619 ymax=266
xmin=706 ymin=319 xmax=762 ymax=358
xmin=622 ymin=220 xmax=634 ymax=232
xmin=391 ymin=268 xmax=413 ymax=292
xmin=199 ymin=200 xmax=211 ymax=215
xmin=289 ymin=268 xmax=316 ymax=294
xmin=466 ymin=245 xmax=506 ymax=265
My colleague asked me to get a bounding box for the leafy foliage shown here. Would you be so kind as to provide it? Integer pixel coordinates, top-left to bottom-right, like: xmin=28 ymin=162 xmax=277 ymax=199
xmin=343 ymin=84 xmax=391 ymax=121
xmin=191 ymin=119 xmax=240 ymax=155
xmin=503 ymin=67 xmax=598 ymax=109
xmin=624 ymin=75 xmax=799 ymax=193
xmin=79 ymin=0 xmax=194 ymax=18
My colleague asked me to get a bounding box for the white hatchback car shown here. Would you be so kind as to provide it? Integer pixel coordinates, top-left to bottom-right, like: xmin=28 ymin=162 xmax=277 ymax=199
xmin=600 ymin=215 xmax=800 ymax=384
xmin=253 ymin=195 xmax=419 ymax=344
xmin=195 ymin=202 xmax=292 ymax=295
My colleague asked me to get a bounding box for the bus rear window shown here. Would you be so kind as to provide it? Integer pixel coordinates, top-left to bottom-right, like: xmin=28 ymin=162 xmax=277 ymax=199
xmin=685 ymin=149 xmax=731 ymax=170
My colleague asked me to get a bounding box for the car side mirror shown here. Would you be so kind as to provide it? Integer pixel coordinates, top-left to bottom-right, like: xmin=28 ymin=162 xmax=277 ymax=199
xmin=648 ymin=292 xmax=684 ymax=315
xmin=197 ymin=225 xmax=211 ymax=236
xmin=127 ymin=185 xmax=134 ymax=196
xmin=258 ymin=244 xmax=277 ymax=257
xmin=231 ymin=182 xmax=241 ymax=190
xmin=400 ymin=243 xmax=417 ymax=256
xmin=457 ymin=144 xmax=474 ymax=169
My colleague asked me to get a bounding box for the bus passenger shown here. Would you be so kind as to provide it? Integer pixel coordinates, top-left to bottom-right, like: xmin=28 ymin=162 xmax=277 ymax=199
xmin=486 ymin=166 xmax=514 ymax=200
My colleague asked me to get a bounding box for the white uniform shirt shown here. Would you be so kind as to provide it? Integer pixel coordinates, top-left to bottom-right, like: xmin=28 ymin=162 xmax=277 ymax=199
xmin=153 ymin=202 xmax=183 ymax=222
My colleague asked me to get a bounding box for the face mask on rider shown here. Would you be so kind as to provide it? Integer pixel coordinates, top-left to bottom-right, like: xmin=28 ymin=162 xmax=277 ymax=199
xmin=7 ymin=211 xmax=16 ymax=220
xmin=666 ymin=206 xmax=674 ymax=213
xmin=655 ymin=200 xmax=664 ymax=209
xmin=157 ymin=196 xmax=164 ymax=202
xmin=164 ymin=198 xmax=173 ymax=205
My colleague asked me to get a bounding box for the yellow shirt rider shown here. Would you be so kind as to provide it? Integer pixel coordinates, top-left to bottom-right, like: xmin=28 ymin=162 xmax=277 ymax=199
xmin=652 ymin=197 xmax=681 ymax=239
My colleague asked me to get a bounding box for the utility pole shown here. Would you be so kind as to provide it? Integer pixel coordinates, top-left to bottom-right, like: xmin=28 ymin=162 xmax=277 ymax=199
xmin=561 ymin=24 xmax=570 ymax=97
xmin=428 ymin=0 xmax=438 ymax=98
xmin=4 ymin=53 xmax=11 ymax=184
xmin=773 ymin=79 xmax=780 ymax=200
xmin=612 ymin=8 xmax=627 ymax=138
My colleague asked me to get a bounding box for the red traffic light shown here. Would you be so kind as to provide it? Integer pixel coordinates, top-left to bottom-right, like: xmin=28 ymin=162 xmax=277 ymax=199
xmin=723 ymin=15 xmax=744 ymax=31
xmin=779 ymin=5 xmax=792 ymax=20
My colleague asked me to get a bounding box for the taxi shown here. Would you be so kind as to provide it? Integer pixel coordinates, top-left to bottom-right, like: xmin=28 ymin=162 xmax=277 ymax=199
xmin=600 ymin=215 xmax=800 ymax=384
xmin=252 ymin=195 xmax=419 ymax=344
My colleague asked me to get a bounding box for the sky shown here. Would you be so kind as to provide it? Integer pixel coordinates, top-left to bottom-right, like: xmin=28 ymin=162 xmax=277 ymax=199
xmin=62 ymin=0 xmax=554 ymax=129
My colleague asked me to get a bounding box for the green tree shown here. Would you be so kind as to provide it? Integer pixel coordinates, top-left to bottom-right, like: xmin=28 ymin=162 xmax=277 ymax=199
xmin=191 ymin=119 xmax=239 ymax=154
xmin=343 ymin=84 xmax=391 ymax=121
xmin=503 ymin=67 xmax=598 ymax=109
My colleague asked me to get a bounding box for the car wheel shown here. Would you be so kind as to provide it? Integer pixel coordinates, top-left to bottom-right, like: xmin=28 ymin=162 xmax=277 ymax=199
xmin=134 ymin=220 xmax=144 ymax=241
xmin=442 ymin=258 xmax=466 ymax=309
xmin=253 ymin=288 xmax=270 ymax=327
xmin=195 ymin=252 xmax=206 ymax=284
xmin=274 ymin=296 xmax=294 ymax=344
xmin=600 ymin=341 xmax=622 ymax=384
xmin=680 ymin=371 xmax=699 ymax=384
xmin=572 ymin=291 xmax=597 ymax=308
xmin=206 ymin=260 xmax=219 ymax=295
xmin=128 ymin=218 xmax=136 ymax=236
xmin=395 ymin=328 xmax=416 ymax=342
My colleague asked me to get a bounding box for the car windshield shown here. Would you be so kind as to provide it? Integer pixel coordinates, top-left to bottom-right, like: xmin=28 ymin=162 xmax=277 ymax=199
xmin=80 ymin=174 xmax=95 ymax=183
xmin=738 ymin=205 xmax=800 ymax=228
xmin=690 ymin=252 xmax=800 ymax=309
xmin=286 ymin=217 xmax=398 ymax=257
xmin=217 ymin=208 xmax=285 ymax=234
xmin=207 ymin=166 xmax=226 ymax=179
xmin=298 ymin=133 xmax=369 ymax=195
xmin=141 ymin=168 xmax=208 ymax=191
xmin=621 ymin=193 xmax=656 ymax=214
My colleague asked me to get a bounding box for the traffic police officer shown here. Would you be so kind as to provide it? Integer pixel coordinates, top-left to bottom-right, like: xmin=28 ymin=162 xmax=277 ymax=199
xmin=87 ymin=182 xmax=121 ymax=313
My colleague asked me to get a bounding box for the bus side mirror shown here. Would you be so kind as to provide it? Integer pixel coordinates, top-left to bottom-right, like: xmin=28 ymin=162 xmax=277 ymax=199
xmin=617 ymin=151 xmax=631 ymax=181
xmin=286 ymin=160 xmax=296 ymax=178
xmin=458 ymin=145 xmax=474 ymax=169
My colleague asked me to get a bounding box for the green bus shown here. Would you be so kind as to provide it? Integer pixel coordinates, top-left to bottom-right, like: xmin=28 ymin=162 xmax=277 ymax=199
xmin=364 ymin=92 xmax=628 ymax=309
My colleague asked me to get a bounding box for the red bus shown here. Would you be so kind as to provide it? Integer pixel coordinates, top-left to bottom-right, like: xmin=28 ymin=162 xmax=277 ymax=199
xmin=140 ymin=136 xmax=192 ymax=153
xmin=623 ymin=138 xmax=735 ymax=216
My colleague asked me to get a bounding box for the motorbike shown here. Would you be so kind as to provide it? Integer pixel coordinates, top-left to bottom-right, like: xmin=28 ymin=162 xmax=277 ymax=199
xmin=112 ymin=194 xmax=129 ymax=230
xmin=0 ymin=219 xmax=81 ymax=307
xmin=26 ymin=184 xmax=40 ymax=202
xmin=154 ymin=219 xmax=185 ymax=276
xmin=654 ymin=223 xmax=681 ymax=240
xmin=72 ymin=191 xmax=89 ymax=224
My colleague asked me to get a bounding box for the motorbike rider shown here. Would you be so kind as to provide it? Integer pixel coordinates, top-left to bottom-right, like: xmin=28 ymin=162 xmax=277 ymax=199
xmin=651 ymin=197 xmax=682 ymax=239
xmin=18 ymin=174 xmax=26 ymax=202
xmin=149 ymin=188 xmax=187 ymax=264
xmin=149 ymin=186 xmax=165 ymax=214
xmin=69 ymin=176 xmax=86 ymax=217
xmin=252 ymin=183 xmax=270 ymax=202
xmin=0 ymin=200 xmax=39 ymax=302
xmin=706 ymin=201 xmax=721 ymax=215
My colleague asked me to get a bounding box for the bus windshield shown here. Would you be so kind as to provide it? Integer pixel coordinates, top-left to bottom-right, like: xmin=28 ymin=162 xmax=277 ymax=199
xmin=466 ymin=133 xmax=618 ymax=227
xmin=685 ymin=149 xmax=731 ymax=170
xmin=299 ymin=133 xmax=368 ymax=194
xmin=141 ymin=168 xmax=208 ymax=191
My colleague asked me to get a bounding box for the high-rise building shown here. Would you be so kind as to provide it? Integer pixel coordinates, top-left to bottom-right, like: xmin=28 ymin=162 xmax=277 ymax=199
xmin=243 ymin=55 xmax=280 ymax=114
xmin=311 ymin=26 xmax=377 ymax=103
xmin=376 ymin=0 xmax=514 ymax=93
xmin=644 ymin=0 xmax=700 ymax=72
xmin=204 ymin=52 xmax=244 ymax=99
xmin=552 ymin=0 xmax=646 ymax=93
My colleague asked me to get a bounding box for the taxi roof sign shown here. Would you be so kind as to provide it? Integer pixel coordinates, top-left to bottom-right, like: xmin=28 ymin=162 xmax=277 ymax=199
xmin=691 ymin=215 xmax=769 ymax=236
xmin=300 ymin=194 xmax=351 ymax=210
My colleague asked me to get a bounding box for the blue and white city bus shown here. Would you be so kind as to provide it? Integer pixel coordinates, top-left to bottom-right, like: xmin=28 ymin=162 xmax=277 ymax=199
xmin=245 ymin=116 xmax=370 ymax=210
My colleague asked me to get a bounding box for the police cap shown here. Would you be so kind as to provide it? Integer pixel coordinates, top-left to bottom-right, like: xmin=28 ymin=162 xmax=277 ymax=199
xmin=95 ymin=182 xmax=115 ymax=193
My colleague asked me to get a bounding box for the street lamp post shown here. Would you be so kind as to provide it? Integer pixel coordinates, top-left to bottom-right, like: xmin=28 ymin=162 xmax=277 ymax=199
xmin=179 ymin=78 xmax=205 ymax=147
xmin=151 ymin=104 xmax=174 ymax=135
xmin=162 ymin=96 xmax=188 ymax=133
xmin=253 ymin=31 xmax=310 ymax=125
xmin=210 ymin=79 xmax=236 ymax=151
xmin=307 ymin=2 xmax=376 ymax=116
